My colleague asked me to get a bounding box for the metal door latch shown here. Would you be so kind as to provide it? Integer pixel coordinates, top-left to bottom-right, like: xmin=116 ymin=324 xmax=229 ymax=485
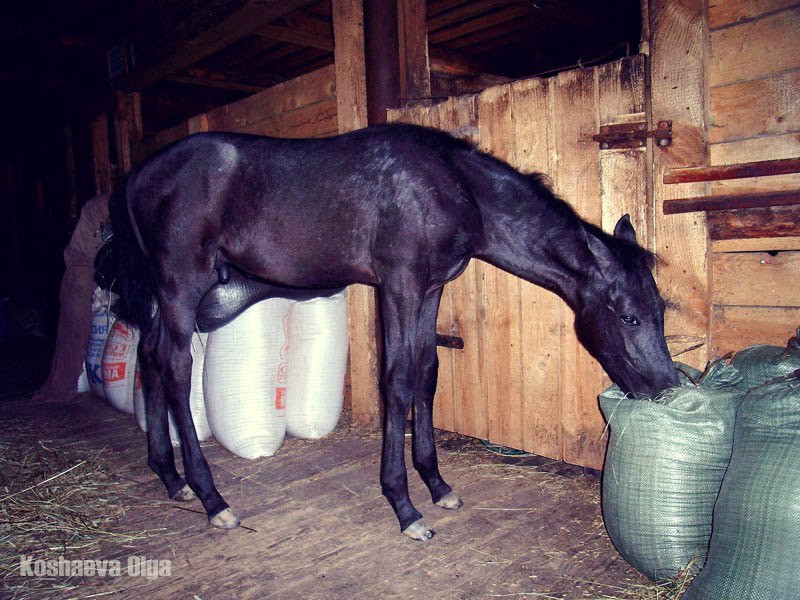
xmin=593 ymin=120 xmax=672 ymax=150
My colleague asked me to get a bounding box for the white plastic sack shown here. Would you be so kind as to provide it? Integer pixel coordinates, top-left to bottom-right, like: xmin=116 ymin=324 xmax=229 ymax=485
xmin=86 ymin=287 xmax=116 ymax=398
xmin=133 ymin=331 xmax=211 ymax=447
xmin=285 ymin=291 xmax=349 ymax=439
xmin=204 ymin=298 xmax=293 ymax=459
xmin=77 ymin=363 xmax=89 ymax=393
xmin=101 ymin=320 xmax=139 ymax=414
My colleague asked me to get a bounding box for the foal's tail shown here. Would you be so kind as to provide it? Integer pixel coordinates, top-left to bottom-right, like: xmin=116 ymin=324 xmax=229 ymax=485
xmin=109 ymin=178 xmax=157 ymax=335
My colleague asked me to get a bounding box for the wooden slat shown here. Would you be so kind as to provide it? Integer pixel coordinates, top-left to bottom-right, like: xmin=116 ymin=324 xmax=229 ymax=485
xmin=709 ymin=7 xmax=800 ymax=88
xmin=708 ymin=204 xmax=800 ymax=240
xmin=205 ymin=65 xmax=336 ymax=133
xmin=664 ymin=157 xmax=800 ymax=184
xmin=663 ymin=189 xmax=800 ymax=214
xmin=713 ymin=251 xmax=800 ymax=307
xmin=237 ymin=98 xmax=338 ymax=138
xmin=477 ymin=84 xmax=524 ymax=451
xmin=509 ymin=75 xmax=562 ymax=461
xmin=711 ymin=306 xmax=800 ymax=356
xmin=709 ymin=71 xmax=800 ymax=144
xmin=712 ymin=236 xmax=800 ymax=253
xmin=709 ymin=0 xmax=798 ymax=29
xmin=597 ymin=56 xmax=649 ymax=244
xmin=551 ymin=66 xmax=605 ymax=469
xmin=432 ymin=96 xmax=479 ymax=434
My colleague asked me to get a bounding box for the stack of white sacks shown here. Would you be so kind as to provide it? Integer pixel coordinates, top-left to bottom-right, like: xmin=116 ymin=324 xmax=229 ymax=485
xmin=86 ymin=287 xmax=349 ymax=457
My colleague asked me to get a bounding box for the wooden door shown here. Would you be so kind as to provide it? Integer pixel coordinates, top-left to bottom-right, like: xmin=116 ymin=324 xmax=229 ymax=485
xmin=388 ymin=55 xmax=648 ymax=469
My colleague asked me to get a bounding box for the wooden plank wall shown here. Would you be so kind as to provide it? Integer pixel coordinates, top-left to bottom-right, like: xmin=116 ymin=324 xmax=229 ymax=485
xmin=704 ymin=1 xmax=800 ymax=354
xmin=388 ymin=55 xmax=647 ymax=470
xmin=139 ymin=65 xmax=338 ymax=159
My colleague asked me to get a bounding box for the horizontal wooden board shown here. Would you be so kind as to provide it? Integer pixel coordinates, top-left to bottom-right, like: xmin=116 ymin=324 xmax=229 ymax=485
xmin=712 ymin=236 xmax=800 ymax=252
xmin=709 ymin=0 xmax=799 ymax=29
xmin=710 ymin=133 xmax=800 ymax=195
xmin=665 ymin=157 xmax=800 ymax=184
xmin=710 ymin=70 xmax=800 ymax=143
xmin=236 ymin=97 xmax=338 ymax=138
xmin=205 ymin=65 xmax=336 ymax=132
xmin=712 ymin=251 xmax=800 ymax=307
xmin=663 ymin=190 xmax=800 ymax=214
xmin=708 ymin=204 xmax=800 ymax=239
xmin=709 ymin=7 xmax=800 ymax=87
xmin=711 ymin=305 xmax=800 ymax=356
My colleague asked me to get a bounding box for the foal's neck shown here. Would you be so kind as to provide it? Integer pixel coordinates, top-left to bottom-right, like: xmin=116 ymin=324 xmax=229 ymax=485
xmin=473 ymin=180 xmax=596 ymax=309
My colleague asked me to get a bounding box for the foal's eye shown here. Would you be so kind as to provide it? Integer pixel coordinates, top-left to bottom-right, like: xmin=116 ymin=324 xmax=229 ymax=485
xmin=620 ymin=314 xmax=640 ymax=327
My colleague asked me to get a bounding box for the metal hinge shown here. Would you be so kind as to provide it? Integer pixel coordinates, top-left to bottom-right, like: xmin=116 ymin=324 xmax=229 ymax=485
xmin=593 ymin=120 xmax=672 ymax=150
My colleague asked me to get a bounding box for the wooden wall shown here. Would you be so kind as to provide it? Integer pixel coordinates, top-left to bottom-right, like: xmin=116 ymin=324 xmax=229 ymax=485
xmin=704 ymin=1 xmax=799 ymax=354
xmin=386 ymin=56 xmax=648 ymax=470
xmin=137 ymin=64 xmax=338 ymax=160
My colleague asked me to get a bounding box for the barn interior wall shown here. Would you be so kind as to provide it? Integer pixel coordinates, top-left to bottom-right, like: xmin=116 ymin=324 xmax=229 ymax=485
xmin=702 ymin=0 xmax=800 ymax=354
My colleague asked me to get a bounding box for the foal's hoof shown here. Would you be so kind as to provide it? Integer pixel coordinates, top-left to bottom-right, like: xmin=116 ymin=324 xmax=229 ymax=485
xmin=402 ymin=519 xmax=435 ymax=541
xmin=171 ymin=484 xmax=196 ymax=502
xmin=435 ymin=491 xmax=463 ymax=510
xmin=209 ymin=507 xmax=240 ymax=529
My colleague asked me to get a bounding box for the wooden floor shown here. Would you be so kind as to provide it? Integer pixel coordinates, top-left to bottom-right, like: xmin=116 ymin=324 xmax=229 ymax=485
xmin=1 ymin=342 xmax=651 ymax=599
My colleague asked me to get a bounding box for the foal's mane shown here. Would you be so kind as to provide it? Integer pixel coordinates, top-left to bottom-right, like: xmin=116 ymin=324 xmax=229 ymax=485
xmin=522 ymin=172 xmax=657 ymax=271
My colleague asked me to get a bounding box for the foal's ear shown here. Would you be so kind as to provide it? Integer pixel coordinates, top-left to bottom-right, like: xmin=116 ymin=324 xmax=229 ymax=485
xmin=613 ymin=214 xmax=638 ymax=245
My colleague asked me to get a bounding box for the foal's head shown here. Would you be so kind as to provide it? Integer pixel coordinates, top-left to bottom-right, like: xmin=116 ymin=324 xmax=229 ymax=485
xmin=574 ymin=216 xmax=678 ymax=398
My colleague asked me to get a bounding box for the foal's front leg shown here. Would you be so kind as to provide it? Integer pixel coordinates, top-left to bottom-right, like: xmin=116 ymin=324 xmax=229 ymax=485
xmin=378 ymin=288 xmax=431 ymax=540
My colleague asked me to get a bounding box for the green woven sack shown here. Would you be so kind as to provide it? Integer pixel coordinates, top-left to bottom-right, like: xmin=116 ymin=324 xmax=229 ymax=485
xmin=730 ymin=333 xmax=800 ymax=390
xmin=683 ymin=372 xmax=800 ymax=600
xmin=599 ymin=362 xmax=741 ymax=581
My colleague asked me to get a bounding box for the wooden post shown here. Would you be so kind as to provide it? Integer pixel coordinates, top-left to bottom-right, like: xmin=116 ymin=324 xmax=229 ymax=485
xmin=91 ymin=113 xmax=112 ymax=195
xmin=647 ymin=0 xmax=710 ymax=368
xmin=364 ymin=0 xmax=400 ymax=124
xmin=397 ymin=0 xmax=431 ymax=105
xmin=333 ymin=0 xmax=380 ymax=426
xmin=114 ymin=91 xmax=143 ymax=176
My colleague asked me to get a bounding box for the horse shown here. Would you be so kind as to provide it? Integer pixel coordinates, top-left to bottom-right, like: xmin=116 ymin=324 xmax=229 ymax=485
xmin=109 ymin=123 xmax=678 ymax=541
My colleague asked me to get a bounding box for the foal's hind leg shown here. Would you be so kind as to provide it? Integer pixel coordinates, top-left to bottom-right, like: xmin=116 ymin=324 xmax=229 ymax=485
xmin=412 ymin=289 xmax=462 ymax=512
xmin=139 ymin=323 xmax=194 ymax=502
xmin=152 ymin=312 xmax=238 ymax=529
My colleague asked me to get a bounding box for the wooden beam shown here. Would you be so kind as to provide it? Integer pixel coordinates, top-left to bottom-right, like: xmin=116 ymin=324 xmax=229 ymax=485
xmin=429 ymin=45 xmax=502 ymax=77
xmin=114 ymin=91 xmax=143 ymax=175
xmin=664 ymin=157 xmax=800 ymax=184
xmin=333 ymin=0 xmax=379 ymax=426
xmin=90 ymin=113 xmax=112 ymax=195
xmin=364 ymin=0 xmax=400 ymax=124
xmin=397 ymin=0 xmax=431 ymax=103
xmin=664 ymin=189 xmax=800 ymax=214
xmin=166 ymin=73 xmax=265 ymax=93
xmin=256 ymin=11 xmax=334 ymax=51
xmin=708 ymin=204 xmax=800 ymax=240
xmin=117 ymin=0 xmax=319 ymax=91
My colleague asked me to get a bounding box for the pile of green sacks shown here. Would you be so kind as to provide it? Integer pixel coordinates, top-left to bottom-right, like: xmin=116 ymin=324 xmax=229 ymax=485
xmin=599 ymin=332 xmax=800 ymax=598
